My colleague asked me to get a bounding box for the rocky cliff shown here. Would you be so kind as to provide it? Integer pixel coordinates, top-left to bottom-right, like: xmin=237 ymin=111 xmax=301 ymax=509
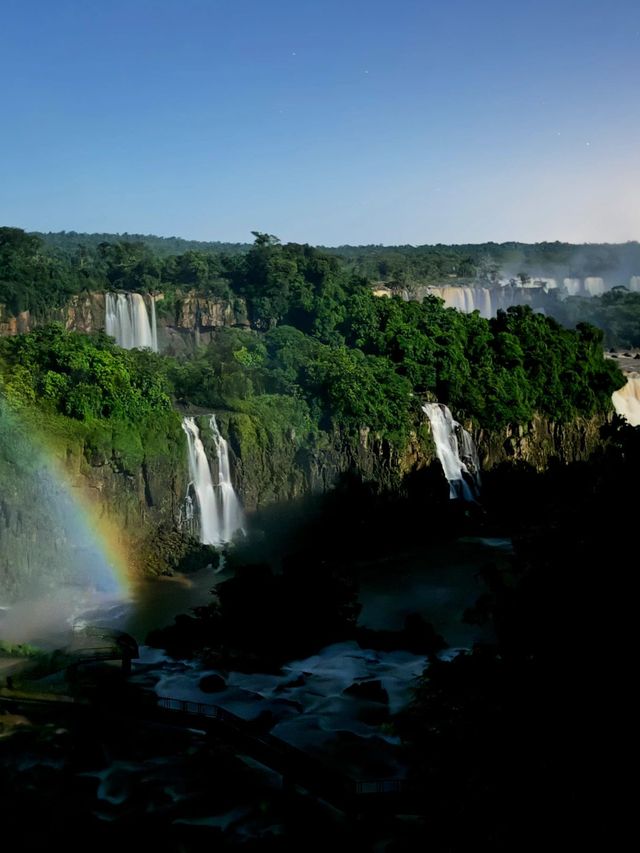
xmin=473 ymin=413 xmax=610 ymax=471
xmin=159 ymin=292 xmax=250 ymax=354
xmin=0 ymin=290 xmax=248 ymax=350
xmin=0 ymin=400 xmax=614 ymax=601
xmin=220 ymin=409 xmax=612 ymax=511
xmin=0 ymin=407 xmax=190 ymax=602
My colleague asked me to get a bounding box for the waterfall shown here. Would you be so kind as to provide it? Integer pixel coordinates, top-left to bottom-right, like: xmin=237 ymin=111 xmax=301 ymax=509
xmin=424 ymin=285 xmax=542 ymax=319
xmin=150 ymin=295 xmax=158 ymax=352
xmin=458 ymin=425 xmax=481 ymax=487
xmin=612 ymin=374 xmax=640 ymax=427
xmin=105 ymin=292 xmax=158 ymax=351
xmin=209 ymin=415 xmax=245 ymax=544
xmin=563 ymin=278 xmax=582 ymax=297
xmin=629 ymin=276 xmax=640 ymax=293
xmin=181 ymin=416 xmax=245 ymax=546
xmin=422 ymin=403 xmax=480 ymax=500
xmin=584 ymin=277 xmax=605 ymax=297
xmin=423 ymin=277 xmax=620 ymax=316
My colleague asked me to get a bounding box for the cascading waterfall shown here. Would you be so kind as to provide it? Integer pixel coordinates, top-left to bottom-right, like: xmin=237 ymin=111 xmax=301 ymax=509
xmin=209 ymin=415 xmax=245 ymax=544
xmin=421 ymin=275 xmax=640 ymax=316
xmin=422 ymin=403 xmax=481 ymax=501
xmin=105 ymin=292 xmax=158 ymax=351
xmin=181 ymin=416 xmax=245 ymax=546
xmin=563 ymin=278 xmax=582 ymax=296
xmin=584 ymin=277 xmax=605 ymax=297
xmin=150 ymin=295 xmax=158 ymax=353
xmin=612 ymin=374 xmax=640 ymax=427
xmin=458 ymin=426 xmax=481 ymax=487
xmin=424 ymin=285 xmax=543 ymax=319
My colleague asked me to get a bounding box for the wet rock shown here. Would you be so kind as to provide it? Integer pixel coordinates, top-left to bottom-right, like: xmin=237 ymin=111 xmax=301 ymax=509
xmin=198 ymin=674 xmax=227 ymax=693
xmin=343 ymin=679 xmax=389 ymax=704
xmin=275 ymin=674 xmax=306 ymax=692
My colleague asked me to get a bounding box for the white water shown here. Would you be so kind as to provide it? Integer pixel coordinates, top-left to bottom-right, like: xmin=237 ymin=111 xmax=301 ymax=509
xmin=424 ymin=285 xmax=543 ymax=319
xmin=563 ymin=277 xmax=582 ymax=296
xmin=584 ymin=276 xmax=605 ymax=297
xmin=422 ymin=403 xmax=480 ymax=500
xmin=105 ymin=292 xmax=158 ymax=351
xmin=181 ymin=416 xmax=245 ymax=546
xmin=612 ymin=374 xmax=640 ymax=426
xmin=421 ymin=274 xmax=640 ymax=316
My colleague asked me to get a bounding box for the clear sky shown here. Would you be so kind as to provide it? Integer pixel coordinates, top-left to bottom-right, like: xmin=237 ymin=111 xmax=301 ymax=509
xmin=1 ymin=0 xmax=638 ymax=245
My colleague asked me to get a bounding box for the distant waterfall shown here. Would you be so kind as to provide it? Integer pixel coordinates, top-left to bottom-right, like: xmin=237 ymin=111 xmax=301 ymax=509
xmin=563 ymin=278 xmax=582 ymax=296
xmin=424 ymin=286 xmax=542 ymax=319
xmin=105 ymin=292 xmax=158 ymax=351
xmin=612 ymin=374 xmax=640 ymax=427
xmin=181 ymin=416 xmax=245 ymax=546
xmin=420 ymin=276 xmax=639 ymax=315
xmin=584 ymin=277 xmax=605 ymax=297
xmin=422 ymin=403 xmax=481 ymax=500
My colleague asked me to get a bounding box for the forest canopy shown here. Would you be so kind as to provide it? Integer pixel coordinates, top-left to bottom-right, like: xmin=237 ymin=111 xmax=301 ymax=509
xmin=0 ymin=228 xmax=625 ymax=444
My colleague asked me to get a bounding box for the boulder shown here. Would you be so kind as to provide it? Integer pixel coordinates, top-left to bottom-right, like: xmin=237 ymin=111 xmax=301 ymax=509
xmin=198 ymin=673 xmax=227 ymax=693
xmin=343 ymin=679 xmax=389 ymax=704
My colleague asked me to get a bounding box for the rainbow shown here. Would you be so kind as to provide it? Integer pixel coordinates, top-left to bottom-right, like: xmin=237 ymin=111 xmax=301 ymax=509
xmin=0 ymin=397 xmax=135 ymax=602
xmin=47 ymin=460 xmax=135 ymax=599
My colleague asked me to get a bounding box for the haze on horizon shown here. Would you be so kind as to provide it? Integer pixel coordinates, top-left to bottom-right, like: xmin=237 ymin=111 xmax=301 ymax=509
xmin=1 ymin=0 xmax=638 ymax=246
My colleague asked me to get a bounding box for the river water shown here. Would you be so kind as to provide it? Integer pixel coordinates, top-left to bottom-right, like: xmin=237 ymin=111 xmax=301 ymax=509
xmin=97 ymin=536 xmax=507 ymax=781
xmin=0 ymin=535 xmax=509 ymax=830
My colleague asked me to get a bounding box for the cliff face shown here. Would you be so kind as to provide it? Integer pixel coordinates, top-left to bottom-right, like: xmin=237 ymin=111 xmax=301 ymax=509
xmin=220 ymin=412 xmax=611 ymax=512
xmin=0 ymin=291 xmax=248 ymax=348
xmin=0 ymin=410 xmax=190 ymax=602
xmin=473 ymin=413 xmax=610 ymax=471
xmin=223 ymin=420 xmax=404 ymax=512
xmin=0 ymin=305 xmax=33 ymax=335
xmin=160 ymin=292 xmax=250 ymax=354
xmin=0 ymin=403 xmax=613 ymax=600
xmin=0 ymin=293 xmax=107 ymax=337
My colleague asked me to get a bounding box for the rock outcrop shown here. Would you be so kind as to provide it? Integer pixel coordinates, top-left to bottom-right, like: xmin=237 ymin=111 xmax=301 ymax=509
xmin=0 ymin=290 xmax=248 ymax=352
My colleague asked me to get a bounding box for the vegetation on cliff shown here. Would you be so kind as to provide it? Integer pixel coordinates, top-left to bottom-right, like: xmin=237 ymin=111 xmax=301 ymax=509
xmin=556 ymin=288 xmax=640 ymax=347
xmin=0 ymin=230 xmax=624 ymax=467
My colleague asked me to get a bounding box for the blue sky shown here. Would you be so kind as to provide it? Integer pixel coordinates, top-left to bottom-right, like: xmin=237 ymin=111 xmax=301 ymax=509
xmin=1 ymin=0 xmax=638 ymax=244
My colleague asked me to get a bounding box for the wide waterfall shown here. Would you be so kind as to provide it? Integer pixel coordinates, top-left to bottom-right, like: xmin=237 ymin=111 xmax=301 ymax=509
xmin=418 ymin=274 xmax=640 ymax=317
xmin=422 ymin=403 xmax=481 ymax=500
xmin=105 ymin=292 xmax=158 ymax=351
xmin=423 ymin=285 xmax=545 ymax=319
xmin=612 ymin=374 xmax=640 ymax=427
xmin=181 ymin=416 xmax=245 ymax=546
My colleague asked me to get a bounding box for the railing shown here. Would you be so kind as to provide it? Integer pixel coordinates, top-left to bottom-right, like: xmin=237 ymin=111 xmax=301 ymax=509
xmin=157 ymin=696 xmax=240 ymax=724
xmin=355 ymin=779 xmax=404 ymax=795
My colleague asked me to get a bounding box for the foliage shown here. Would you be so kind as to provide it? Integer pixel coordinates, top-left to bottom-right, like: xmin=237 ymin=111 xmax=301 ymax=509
xmin=0 ymin=230 xmax=626 ymax=450
xmin=0 ymin=325 xmax=172 ymax=420
xmin=556 ymin=288 xmax=640 ymax=347
xmin=0 ymin=325 xmax=182 ymax=475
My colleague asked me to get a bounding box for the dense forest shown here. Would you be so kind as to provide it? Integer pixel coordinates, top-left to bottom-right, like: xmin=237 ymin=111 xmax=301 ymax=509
xmin=16 ymin=227 xmax=640 ymax=297
xmin=0 ymin=229 xmax=623 ymax=450
xmin=555 ymin=289 xmax=640 ymax=347
xmin=0 ymin=227 xmax=630 ymax=850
